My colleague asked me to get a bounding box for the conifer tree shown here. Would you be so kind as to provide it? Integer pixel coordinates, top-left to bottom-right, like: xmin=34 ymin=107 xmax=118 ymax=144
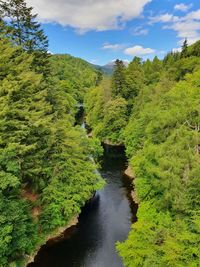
xmin=0 ymin=37 xmax=53 ymax=190
xmin=125 ymin=57 xmax=144 ymax=98
xmin=0 ymin=7 xmax=103 ymax=264
xmin=181 ymin=38 xmax=188 ymax=58
xmin=111 ymin=59 xmax=126 ymax=98
xmin=0 ymin=0 xmax=50 ymax=74
xmin=0 ymin=0 xmax=48 ymax=51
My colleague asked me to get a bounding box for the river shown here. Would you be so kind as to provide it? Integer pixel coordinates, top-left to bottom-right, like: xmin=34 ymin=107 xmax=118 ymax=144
xmin=28 ymin=146 xmax=137 ymax=267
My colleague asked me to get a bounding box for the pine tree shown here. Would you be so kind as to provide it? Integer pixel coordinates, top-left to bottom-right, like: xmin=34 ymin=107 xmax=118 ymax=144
xmin=125 ymin=57 xmax=144 ymax=98
xmin=181 ymin=38 xmax=188 ymax=58
xmin=111 ymin=59 xmax=126 ymax=98
xmin=0 ymin=0 xmax=50 ymax=75
xmin=0 ymin=37 xmax=53 ymax=190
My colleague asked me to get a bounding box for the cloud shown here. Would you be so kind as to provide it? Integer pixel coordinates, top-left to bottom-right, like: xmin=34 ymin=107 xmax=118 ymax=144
xmin=169 ymin=20 xmax=200 ymax=38
xmin=185 ymin=9 xmax=200 ymax=20
xmin=172 ymin=47 xmax=182 ymax=53
xmin=26 ymin=0 xmax=151 ymax=32
xmin=89 ymin=59 xmax=98 ymax=64
xmin=124 ymin=45 xmax=155 ymax=56
xmin=149 ymin=9 xmax=200 ymax=45
xmin=174 ymin=3 xmax=193 ymax=12
xmin=165 ymin=18 xmax=200 ymax=45
xmin=130 ymin=26 xmax=149 ymax=35
xmin=149 ymin=13 xmax=179 ymax=24
xmin=102 ymin=43 xmax=124 ymax=51
xmin=123 ymin=59 xmax=130 ymax=65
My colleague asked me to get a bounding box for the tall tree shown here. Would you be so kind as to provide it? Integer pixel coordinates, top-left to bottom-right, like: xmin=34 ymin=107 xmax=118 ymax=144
xmin=111 ymin=59 xmax=126 ymax=98
xmin=0 ymin=37 xmax=53 ymax=191
xmin=125 ymin=57 xmax=144 ymax=96
xmin=0 ymin=0 xmax=50 ymax=74
xmin=181 ymin=38 xmax=188 ymax=58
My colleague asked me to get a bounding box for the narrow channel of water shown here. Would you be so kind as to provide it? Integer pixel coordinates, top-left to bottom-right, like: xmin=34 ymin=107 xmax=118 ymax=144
xmin=28 ymin=148 xmax=137 ymax=267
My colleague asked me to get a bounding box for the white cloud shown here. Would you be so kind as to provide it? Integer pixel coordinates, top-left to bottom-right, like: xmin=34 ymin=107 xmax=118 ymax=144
xmin=149 ymin=13 xmax=179 ymax=24
xmin=149 ymin=9 xmax=200 ymax=45
xmin=89 ymin=59 xmax=98 ymax=64
xmin=166 ymin=19 xmax=200 ymax=45
xmin=172 ymin=47 xmax=182 ymax=53
xmin=174 ymin=3 xmax=193 ymax=12
xmin=102 ymin=43 xmax=124 ymax=51
xmin=169 ymin=21 xmax=200 ymax=39
xmin=26 ymin=0 xmax=151 ymax=32
xmin=124 ymin=45 xmax=155 ymax=56
xmin=178 ymin=37 xmax=200 ymax=46
xmin=131 ymin=26 xmax=149 ymax=35
xmin=123 ymin=59 xmax=130 ymax=65
xmin=185 ymin=9 xmax=200 ymax=20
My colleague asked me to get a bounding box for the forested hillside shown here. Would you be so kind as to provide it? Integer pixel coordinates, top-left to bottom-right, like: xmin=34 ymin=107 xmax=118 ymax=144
xmin=1 ymin=0 xmax=200 ymax=266
xmin=0 ymin=1 xmax=104 ymax=266
xmin=85 ymin=42 xmax=200 ymax=266
xmin=50 ymin=54 xmax=102 ymax=102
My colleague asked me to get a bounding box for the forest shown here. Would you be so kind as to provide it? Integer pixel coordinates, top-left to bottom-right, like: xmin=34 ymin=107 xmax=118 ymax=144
xmin=85 ymin=41 xmax=200 ymax=266
xmin=1 ymin=0 xmax=200 ymax=266
xmin=0 ymin=1 xmax=104 ymax=266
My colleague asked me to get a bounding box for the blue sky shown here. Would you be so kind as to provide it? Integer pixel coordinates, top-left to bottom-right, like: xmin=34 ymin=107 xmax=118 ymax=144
xmin=27 ymin=0 xmax=200 ymax=65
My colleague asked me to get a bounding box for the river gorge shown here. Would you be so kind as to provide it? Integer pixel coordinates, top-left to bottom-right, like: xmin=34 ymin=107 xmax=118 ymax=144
xmin=28 ymin=146 xmax=137 ymax=267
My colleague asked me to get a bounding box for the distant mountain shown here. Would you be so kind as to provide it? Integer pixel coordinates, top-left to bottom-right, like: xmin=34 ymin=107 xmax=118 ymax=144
xmin=50 ymin=54 xmax=129 ymax=77
xmin=93 ymin=60 xmax=130 ymax=75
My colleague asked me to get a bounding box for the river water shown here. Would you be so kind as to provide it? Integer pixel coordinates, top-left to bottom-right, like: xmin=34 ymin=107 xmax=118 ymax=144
xmin=28 ymin=148 xmax=137 ymax=267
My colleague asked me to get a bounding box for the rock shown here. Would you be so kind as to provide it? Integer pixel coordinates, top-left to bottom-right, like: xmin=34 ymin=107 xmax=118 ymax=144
xmin=87 ymin=131 xmax=93 ymax=138
xmin=131 ymin=190 xmax=139 ymax=204
xmin=124 ymin=165 xmax=135 ymax=180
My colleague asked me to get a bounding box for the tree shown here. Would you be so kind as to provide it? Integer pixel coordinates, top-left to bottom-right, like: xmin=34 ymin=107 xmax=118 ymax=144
xmin=0 ymin=37 xmax=53 ymax=191
xmin=125 ymin=57 xmax=144 ymax=113
xmin=190 ymin=40 xmax=200 ymax=57
xmin=143 ymin=56 xmax=163 ymax=85
xmin=49 ymin=54 xmax=100 ymax=103
xmin=181 ymin=38 xmax=188 ymax=58
xmin=95 ymin=97 xmax=128 ymax=144
xmin=0 ymin=0 xmax=50 ymax=74
xmin=118 ymin=68 xmax=200 ymax=266
xmin=111 ymin=59 xmax=126 ymax=98
xmin=0 ymin=0 xmax=48 ymax=51
xmin=0 ymin=31 xmax=104 ymax=265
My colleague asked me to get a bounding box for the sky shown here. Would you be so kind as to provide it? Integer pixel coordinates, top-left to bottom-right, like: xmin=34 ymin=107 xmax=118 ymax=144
xmin=26 ymin=0 xmax=200 ymax=66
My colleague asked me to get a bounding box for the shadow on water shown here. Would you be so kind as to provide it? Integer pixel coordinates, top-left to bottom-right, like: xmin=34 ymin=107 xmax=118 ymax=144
xmin=28 ymin=146 xmax=138 ymax=267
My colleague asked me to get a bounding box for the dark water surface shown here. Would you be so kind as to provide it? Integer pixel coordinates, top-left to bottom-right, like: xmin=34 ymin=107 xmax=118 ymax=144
xmin=28 ymin=150 xmax=137 ymax=267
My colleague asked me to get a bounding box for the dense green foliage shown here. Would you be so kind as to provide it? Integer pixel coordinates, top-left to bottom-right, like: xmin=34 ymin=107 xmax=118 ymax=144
xmin=85 ymin=57 xmax=147 ymax=143
xmin=2 ymin=0 xmax=200 ymax=265
xmin=0 ymin=2 xmax=104 ymax=266
xmin=0 ymin=0 xmax=50 ymax=75
xmin=50 ymin=54 xmax=101 ymax=103
xmin=85 ymin=41 xmax=200 ymax=266
xmin=85 ymin=78 xmax=128 ymax=144
xmin=117 ymin=69 xmax=200 ymax=266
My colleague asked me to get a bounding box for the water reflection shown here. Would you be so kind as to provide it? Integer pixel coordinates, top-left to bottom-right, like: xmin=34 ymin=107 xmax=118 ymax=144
xmin=28 ymin=151 xmax=137 ymax=267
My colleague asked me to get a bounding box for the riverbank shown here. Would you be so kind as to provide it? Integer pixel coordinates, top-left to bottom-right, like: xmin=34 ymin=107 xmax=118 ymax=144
xmin=124 ymin=165 xmax=139 ymax=204
xmin=25 ymin=189 xmax=101 ymax=266
xmin=21 ymin=139 xmax=138 ymax=267
xmin=9 ymin=215 xmax=79 ymax=267
xmin=26 ymin=145 xmax=138 ymax=267
xmin=26 ymin=216 xmax=79 ymax=266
